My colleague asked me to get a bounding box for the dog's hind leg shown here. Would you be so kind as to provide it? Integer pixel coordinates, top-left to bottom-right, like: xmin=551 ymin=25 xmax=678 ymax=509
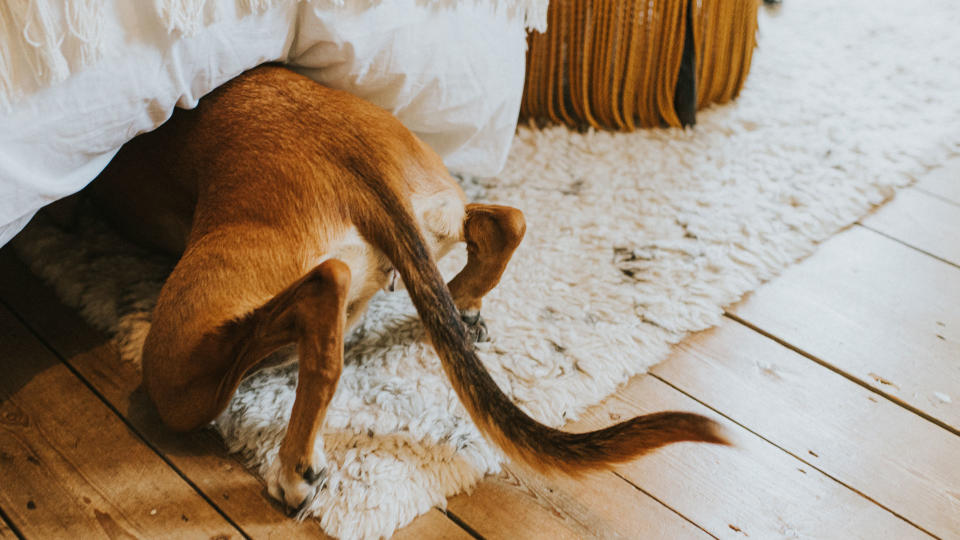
xmin=144 ymin=258 xmax=351 ymax=512
xmin=262 ymin=259 xmax=351 ymax=513
xmin=446 ymin=203 xmax=526 ymax=342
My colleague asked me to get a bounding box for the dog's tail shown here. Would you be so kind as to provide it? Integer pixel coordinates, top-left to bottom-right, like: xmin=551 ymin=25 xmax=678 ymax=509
xmin=351 ymin=173 xmax=728 ymax=473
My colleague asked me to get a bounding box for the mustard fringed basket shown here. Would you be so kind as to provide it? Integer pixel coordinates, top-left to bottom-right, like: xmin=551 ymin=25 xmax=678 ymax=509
xmin=520 ymin=0 xmax=760 ymax=130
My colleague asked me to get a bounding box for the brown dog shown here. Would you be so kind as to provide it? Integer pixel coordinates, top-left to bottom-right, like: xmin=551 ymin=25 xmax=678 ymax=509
xmin=86 ymin=65 xmax=726 ymax=512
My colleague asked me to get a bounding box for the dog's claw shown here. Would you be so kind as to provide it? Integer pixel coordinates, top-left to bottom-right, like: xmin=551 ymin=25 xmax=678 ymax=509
xmin=266 ymin=453 xmax=327 ymax=516
xmin=288 ymin=492 xmax=314 ymax=518
xmin=461 ymin=312 xmax=489 ymax=343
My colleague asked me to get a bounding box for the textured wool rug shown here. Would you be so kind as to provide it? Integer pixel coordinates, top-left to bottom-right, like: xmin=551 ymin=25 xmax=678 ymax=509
xmin=11 ymin=0 xmax=960 ymax=538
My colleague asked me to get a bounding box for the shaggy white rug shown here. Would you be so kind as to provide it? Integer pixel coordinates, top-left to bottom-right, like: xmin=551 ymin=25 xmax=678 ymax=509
xmin=11 ymin=0 xmax=960 ymax=538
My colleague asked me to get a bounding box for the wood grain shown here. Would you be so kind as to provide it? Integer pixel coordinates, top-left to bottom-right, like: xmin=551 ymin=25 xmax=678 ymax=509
xmin=566 ymin=375 xmax=930 ymax=540
xmin=729 ymin=226 xmax=960 ymax=431
xmin=0 ymin=515 xmax=16 ymax=539
xmin=0 ymin=304 xmax=239 ymax=539
xmin=0 ymin=251 xmax=464 ymax=540
xmin=916 ymin=157 xmax=960 ymax=205
xmin=653 ymin=319 xmax=959 ymax=538
xmin=447 ymin=465 xmax=707 ymax=540
xmin=392 ymin=508 xmax=474 ymax=540
xmin=861 ymin=188 xmax=960 ymax=266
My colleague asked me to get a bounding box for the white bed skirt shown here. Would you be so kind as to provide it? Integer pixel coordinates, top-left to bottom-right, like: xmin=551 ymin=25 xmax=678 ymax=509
xmin=0 ymin=0 xmax=538 ymax=246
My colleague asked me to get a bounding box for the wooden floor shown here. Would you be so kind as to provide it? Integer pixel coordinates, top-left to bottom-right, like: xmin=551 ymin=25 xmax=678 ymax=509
xmin=1 ymin=159 xmax=958 ymax=539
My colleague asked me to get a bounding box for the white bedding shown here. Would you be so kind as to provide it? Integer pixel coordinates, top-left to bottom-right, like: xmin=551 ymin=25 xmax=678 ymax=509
xmin=0 ymin=0 xmax=534 ymax=246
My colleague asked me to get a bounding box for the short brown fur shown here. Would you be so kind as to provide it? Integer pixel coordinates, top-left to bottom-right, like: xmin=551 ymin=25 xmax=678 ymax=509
xmin=86 ymin=65 xmax=727 ymax=511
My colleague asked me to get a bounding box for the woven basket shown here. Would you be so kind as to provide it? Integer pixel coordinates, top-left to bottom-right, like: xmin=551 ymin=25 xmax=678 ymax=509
xmin=521 ymin=0 xmax=759 ymax=130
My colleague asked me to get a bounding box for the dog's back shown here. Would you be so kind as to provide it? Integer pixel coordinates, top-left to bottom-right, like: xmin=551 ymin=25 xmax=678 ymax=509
xmin=90 ymin=66 xmax=446 ymax=257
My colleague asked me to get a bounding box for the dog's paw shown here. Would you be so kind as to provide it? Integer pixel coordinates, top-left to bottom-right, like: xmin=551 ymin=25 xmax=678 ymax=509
xmin=266 ymin=448 xmax=328 ymax=516
xmin=460 ymin=310 xmax=489 ymax=343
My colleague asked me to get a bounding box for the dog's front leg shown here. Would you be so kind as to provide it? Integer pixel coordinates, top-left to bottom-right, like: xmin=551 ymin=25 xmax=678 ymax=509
xmin=447 ymin=204 xmax=526 ymax=342
xmin=264 ymin=259 xmax=351 ymax=514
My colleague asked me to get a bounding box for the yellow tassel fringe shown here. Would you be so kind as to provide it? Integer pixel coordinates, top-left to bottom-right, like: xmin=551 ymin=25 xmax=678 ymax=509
xmin=521 ymin=0 xmax=759 ymax=130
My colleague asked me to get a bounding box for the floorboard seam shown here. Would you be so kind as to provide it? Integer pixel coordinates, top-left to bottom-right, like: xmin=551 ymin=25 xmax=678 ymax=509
xmin=724 ymin=312 xmax=960 ymax=439
xmin=913 ymin=187 xmax=960 ymax=209
xmin=647 ymin=371 xmax=939 ymax=539
xmin=854 ymin=223 xmax=960 ymax=270
xmin=0 ymin=506 xmax=26 ymax=540
xmin=0 ymin=297 xmax=253 ymax=540
xmin=611 ymin=472 xmax=719 ymax=539
xmin=440 ymin=508 xmax=486 ymax=540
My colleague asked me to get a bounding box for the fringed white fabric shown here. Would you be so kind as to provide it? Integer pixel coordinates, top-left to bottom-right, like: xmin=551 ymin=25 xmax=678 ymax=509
xmin=0 ymin=0 xmax=548 ymax=108
xmin=155 ymin=0 xmax=209 ymax=36
xmin=65 ymin=0 xmax=108 ymax=66
xmin=5 ymin=0 xmax=70 ymax=86
xmin=517 ymin=0 xmax=547 ymax=31
xmin=202 ymin=0 xmax=547 ymax=32
xmin=0 ymin=0 xmax=109 ymax=107
xmin=0 ymin=6 xmax=17 ymax=109
xmin=239 ymin=0 xmax=294 ymax=14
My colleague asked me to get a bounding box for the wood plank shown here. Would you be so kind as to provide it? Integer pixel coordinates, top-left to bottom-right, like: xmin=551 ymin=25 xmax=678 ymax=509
xmin=392 ymin=509 xmax=473 ymax=540
xmin=447 ymin=465 xmax=707 ymax=540
xmin=729 ymin=226 xmax=960 ymax=431
xmin=916 ymin=157 xmax=960 ymax=205
xmin=653 ymin=319 xmax=959 ymax=538
xmin=0 ymin=515 xmax=17 ymax=539
xmin=0 ymin=304 xmax=239 ymax=539
xmin=861 ymin=188 xmax=960 ymax=266
xmin=0 ymin=251 xmax=467 ymax=539
xmin=0 ymin=251 xmax=324 ymax=539
xmin=566 ymin=375 xmax=929 ymax=540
